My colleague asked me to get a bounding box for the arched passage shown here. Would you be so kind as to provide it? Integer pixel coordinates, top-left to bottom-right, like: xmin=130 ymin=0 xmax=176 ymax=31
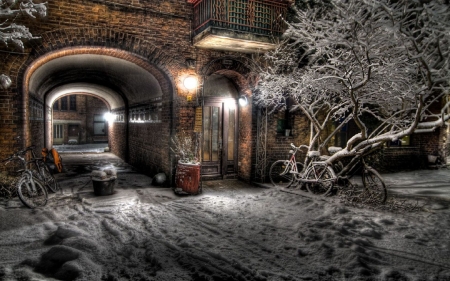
xmin=15 ymin=32 xmax=183 ymax=177
xmin=26 ymin=51 xmax=165 ymax=158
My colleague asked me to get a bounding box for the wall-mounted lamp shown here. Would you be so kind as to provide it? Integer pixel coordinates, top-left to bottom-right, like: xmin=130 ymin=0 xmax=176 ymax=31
xmin=104 ymin=112 xmax=115 ymax=123
xmin=239 ymin=95 xmax=248 ymax=107
xmin=183 ymin=75 xmax=198 ymax=90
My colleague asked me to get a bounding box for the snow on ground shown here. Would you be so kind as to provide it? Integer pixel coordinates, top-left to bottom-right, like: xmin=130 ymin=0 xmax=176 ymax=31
xmin=1 ymin=154 xmax=450 ymax=281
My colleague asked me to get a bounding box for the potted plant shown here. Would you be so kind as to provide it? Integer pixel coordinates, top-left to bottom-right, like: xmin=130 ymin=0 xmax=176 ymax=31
xmin=171 ymin=131 xmax=201 ymax=195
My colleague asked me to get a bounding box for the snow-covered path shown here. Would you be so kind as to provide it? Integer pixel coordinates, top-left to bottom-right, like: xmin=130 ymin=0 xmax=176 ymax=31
xmin=1 ymin=154 xmax=449 ymax=280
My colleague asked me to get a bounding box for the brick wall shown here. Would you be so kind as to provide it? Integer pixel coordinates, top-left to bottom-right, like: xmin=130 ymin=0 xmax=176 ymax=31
xmin=109 ymin=122 xmax=127 ymax=161
xmin=85 ymin=96 xmax=109 ymax=143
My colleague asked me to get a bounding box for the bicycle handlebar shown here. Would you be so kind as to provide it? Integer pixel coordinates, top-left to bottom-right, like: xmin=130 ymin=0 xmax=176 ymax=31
xmin=2 ymin=145 xmax=37 ymax=164
xmin=2 ymin=153 xmax=25 ymax=166
xmin=290 ymin=143 xmax=309 ymax=151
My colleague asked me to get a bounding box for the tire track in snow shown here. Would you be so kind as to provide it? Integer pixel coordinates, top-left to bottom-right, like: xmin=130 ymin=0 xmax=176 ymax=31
xmin=162 ymin=197 xmax=304 ymax=280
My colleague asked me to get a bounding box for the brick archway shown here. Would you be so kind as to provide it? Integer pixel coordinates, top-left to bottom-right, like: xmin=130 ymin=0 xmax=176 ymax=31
xmin=12 ymin=27 xmax=185 ymax=153
xmin=8 ymin=27 xmax=187 ymax=178
xmin=200 ymin=55 xmax=258 ymax=96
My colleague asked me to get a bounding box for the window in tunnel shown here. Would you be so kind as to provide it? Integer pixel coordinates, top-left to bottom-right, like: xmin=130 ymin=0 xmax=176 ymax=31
xmin=129 ymin=101 xmax=162 ymax=123
xmin=60 ymin=96 xmax=68 ymax=110
xmin=69 ymin=95 xmax=76 ymax=111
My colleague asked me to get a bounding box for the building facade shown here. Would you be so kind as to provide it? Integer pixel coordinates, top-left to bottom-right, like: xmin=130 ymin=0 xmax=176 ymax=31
xmin=0 ymin=0 xmax=447 ymax=185
xmin=52 ymin=95 xmax=109 ymax=145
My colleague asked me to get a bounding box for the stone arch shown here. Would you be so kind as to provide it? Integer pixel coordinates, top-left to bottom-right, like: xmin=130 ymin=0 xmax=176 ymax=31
xmin=11 ymin=27 xmax=186 ymax=148
xmin=200 ymin=55 xmax=258 ymax=97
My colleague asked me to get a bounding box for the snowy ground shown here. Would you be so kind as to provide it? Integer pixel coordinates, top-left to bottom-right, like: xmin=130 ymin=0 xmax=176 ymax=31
xmin=53 ymin=143 xmax=108 ymax=154
xmin=1 ymin=153 xmax=450 ymax=281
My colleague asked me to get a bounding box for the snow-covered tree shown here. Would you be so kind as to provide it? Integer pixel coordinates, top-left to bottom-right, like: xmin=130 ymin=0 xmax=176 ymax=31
xmin=255 ymin=0 xmax=450 ymax=168
xmin=0 ymin=0 xmax=47 ymax=89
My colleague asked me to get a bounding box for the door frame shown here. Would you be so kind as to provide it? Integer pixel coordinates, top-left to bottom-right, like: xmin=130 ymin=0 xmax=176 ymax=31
xmin=201 ymin=97 xmax=239 ymax=179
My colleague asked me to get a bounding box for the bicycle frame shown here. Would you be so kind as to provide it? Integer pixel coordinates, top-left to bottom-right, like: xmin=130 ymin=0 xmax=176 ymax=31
xmin=20 ymin=170 xmax=39 ymax=194
xmin=4 ymin=150 xmax=36 ymax=193
xmin=290 ymin=144 xmax=337 ymax=184
xmin=270 ymin=143 xmax=386 ymax=201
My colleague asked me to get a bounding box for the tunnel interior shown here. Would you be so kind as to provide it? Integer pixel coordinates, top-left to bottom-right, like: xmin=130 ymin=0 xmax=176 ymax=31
xmin=27 ymin=53 xmax=168 ymax=172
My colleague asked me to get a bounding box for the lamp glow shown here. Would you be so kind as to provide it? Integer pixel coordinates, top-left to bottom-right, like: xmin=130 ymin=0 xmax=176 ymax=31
xmin=104 ymin=112 xmax=115 ymax=123
xmin=239 ymin=96 xmax=248 ymax=106
xmin=183 ymin=75 xmax=198 ymax=90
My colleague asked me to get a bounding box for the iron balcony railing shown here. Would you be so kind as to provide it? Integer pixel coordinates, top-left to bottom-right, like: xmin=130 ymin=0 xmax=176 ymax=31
xmin=191 ymin=0 xmax=289 ymax=37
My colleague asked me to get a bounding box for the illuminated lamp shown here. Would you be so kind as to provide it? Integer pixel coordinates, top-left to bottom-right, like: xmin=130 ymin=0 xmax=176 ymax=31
xmin=183 ymin=75 xmax=198 ymax=90
xmin=239 ymin=95 xmax=248 ymax=106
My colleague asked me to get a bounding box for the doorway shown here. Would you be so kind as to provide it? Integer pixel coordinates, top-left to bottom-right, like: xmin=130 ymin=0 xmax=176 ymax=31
xmin=201 ymin=98 xmax=238 ymax=179
xmin=53 ymin=124 xmax=64 ymax=145
xmin=68 ymin=124 xmax=80 ymax=143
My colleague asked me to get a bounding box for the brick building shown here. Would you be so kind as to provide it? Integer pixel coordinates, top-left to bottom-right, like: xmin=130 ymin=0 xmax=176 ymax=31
xmin=0 ymin=0 xmax=447 ymax=185
xmin=52 ymin=95 xmax=109 ymax=145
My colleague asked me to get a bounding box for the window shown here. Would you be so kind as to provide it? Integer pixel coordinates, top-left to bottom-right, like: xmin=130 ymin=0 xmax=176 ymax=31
xmin=94 ymin=114 xmax=106 ymax=136
xmin=277 ymin=99 xmax=293 ymax=136
xmin=53 ymin=95 xmax=77 ymax=111
xmin=60 ymin=96 xmax=68 ymax=111
xmin=69 ymin=95 xmax=76 ymax=110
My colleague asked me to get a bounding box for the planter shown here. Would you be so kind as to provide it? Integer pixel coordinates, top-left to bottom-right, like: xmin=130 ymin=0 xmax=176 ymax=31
xmin=92 ymin=177 xmax=116 ymax=196
xmin=428 ymin=155 xmax=438 ymax=164
xmin=175 ymin=162 xmax=200 ymax=195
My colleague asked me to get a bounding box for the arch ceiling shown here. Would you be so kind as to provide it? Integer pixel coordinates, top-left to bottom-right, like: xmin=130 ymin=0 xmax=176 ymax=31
xmin=29 ymin=54 xmax=163 ymax=109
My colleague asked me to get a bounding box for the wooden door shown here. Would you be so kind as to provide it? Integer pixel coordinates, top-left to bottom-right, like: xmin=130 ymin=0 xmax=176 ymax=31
xmin=201 ymin=99 xmax=238 ymax=179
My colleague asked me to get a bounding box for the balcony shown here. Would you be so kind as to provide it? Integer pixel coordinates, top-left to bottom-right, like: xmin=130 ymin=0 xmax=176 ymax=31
xmin=187 ymin=0 xmax=291 ymax=53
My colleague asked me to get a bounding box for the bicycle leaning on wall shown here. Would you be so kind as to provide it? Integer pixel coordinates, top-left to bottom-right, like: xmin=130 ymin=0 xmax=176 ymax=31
xmin=269 ymin=143 xmax=387 ymax=204
xmin=2 ymin=148 xmax=48 ymax=208
xmin=25 ymin=145 xmax=59 ymax=193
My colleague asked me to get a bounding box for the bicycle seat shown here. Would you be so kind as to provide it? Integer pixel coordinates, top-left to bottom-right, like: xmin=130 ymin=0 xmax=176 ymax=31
xmin=307 ymin=151 xmax=320 ymax=158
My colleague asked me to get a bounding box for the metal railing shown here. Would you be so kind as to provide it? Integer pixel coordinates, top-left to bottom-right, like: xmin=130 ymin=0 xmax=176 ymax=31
xmin=192 ymin=0 xmax=289 ymax=37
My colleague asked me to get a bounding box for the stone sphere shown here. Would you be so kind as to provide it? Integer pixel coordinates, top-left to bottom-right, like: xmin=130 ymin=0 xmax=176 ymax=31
xmin=152 ymin=173 xmax=167 ymax=186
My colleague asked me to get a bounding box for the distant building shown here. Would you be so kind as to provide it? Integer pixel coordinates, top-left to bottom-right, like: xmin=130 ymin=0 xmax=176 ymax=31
xmin=52 ymin=95 xmax=109 ymax=145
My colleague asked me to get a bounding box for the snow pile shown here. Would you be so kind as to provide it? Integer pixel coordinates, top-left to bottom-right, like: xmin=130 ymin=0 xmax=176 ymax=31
xmin=91 ymin=169 xmax=117 ymax=181
xmin=0 ymin=180 xmax=449 ymax=280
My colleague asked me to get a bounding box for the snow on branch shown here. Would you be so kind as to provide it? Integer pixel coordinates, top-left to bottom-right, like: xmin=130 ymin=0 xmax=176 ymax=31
xmin=1 ymin=0 xmax=47 ymax=89
xmin=254 ymin=0 xmax=450 ymax=162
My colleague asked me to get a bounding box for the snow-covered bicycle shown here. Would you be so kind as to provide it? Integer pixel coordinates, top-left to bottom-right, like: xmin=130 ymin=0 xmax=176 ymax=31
xmin=269 ymin=143 xmax=387 ymax=204
xmin=2 ymin=148 xmax=48 ymax=208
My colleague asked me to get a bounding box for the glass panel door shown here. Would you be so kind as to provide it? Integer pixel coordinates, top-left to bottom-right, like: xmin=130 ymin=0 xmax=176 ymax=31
xmin=227 ymin=107 xmax=235 ymax=161
xmin=201 ymin=99 xmax=238 ymax=178
xmin=202 ymin=105 xmax=222 ymax=176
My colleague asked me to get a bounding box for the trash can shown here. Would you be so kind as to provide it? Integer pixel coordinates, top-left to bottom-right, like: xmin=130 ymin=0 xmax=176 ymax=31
xmin=92 ymin=177 xmax=116 ymax=196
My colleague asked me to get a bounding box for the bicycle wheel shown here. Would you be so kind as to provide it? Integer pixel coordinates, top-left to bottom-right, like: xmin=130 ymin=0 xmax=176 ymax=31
xmin=269 ymin=160 xmax=302 ymax=188
xmin=305 ymin=163 xmax=335 ymax=196
xmin=40 ymin=164 xmax=58 ymax=193
xmin=362 ymin=168 xmax=387 ymax=204
xmin=17 ymin=176 xmax=48 ymax=208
